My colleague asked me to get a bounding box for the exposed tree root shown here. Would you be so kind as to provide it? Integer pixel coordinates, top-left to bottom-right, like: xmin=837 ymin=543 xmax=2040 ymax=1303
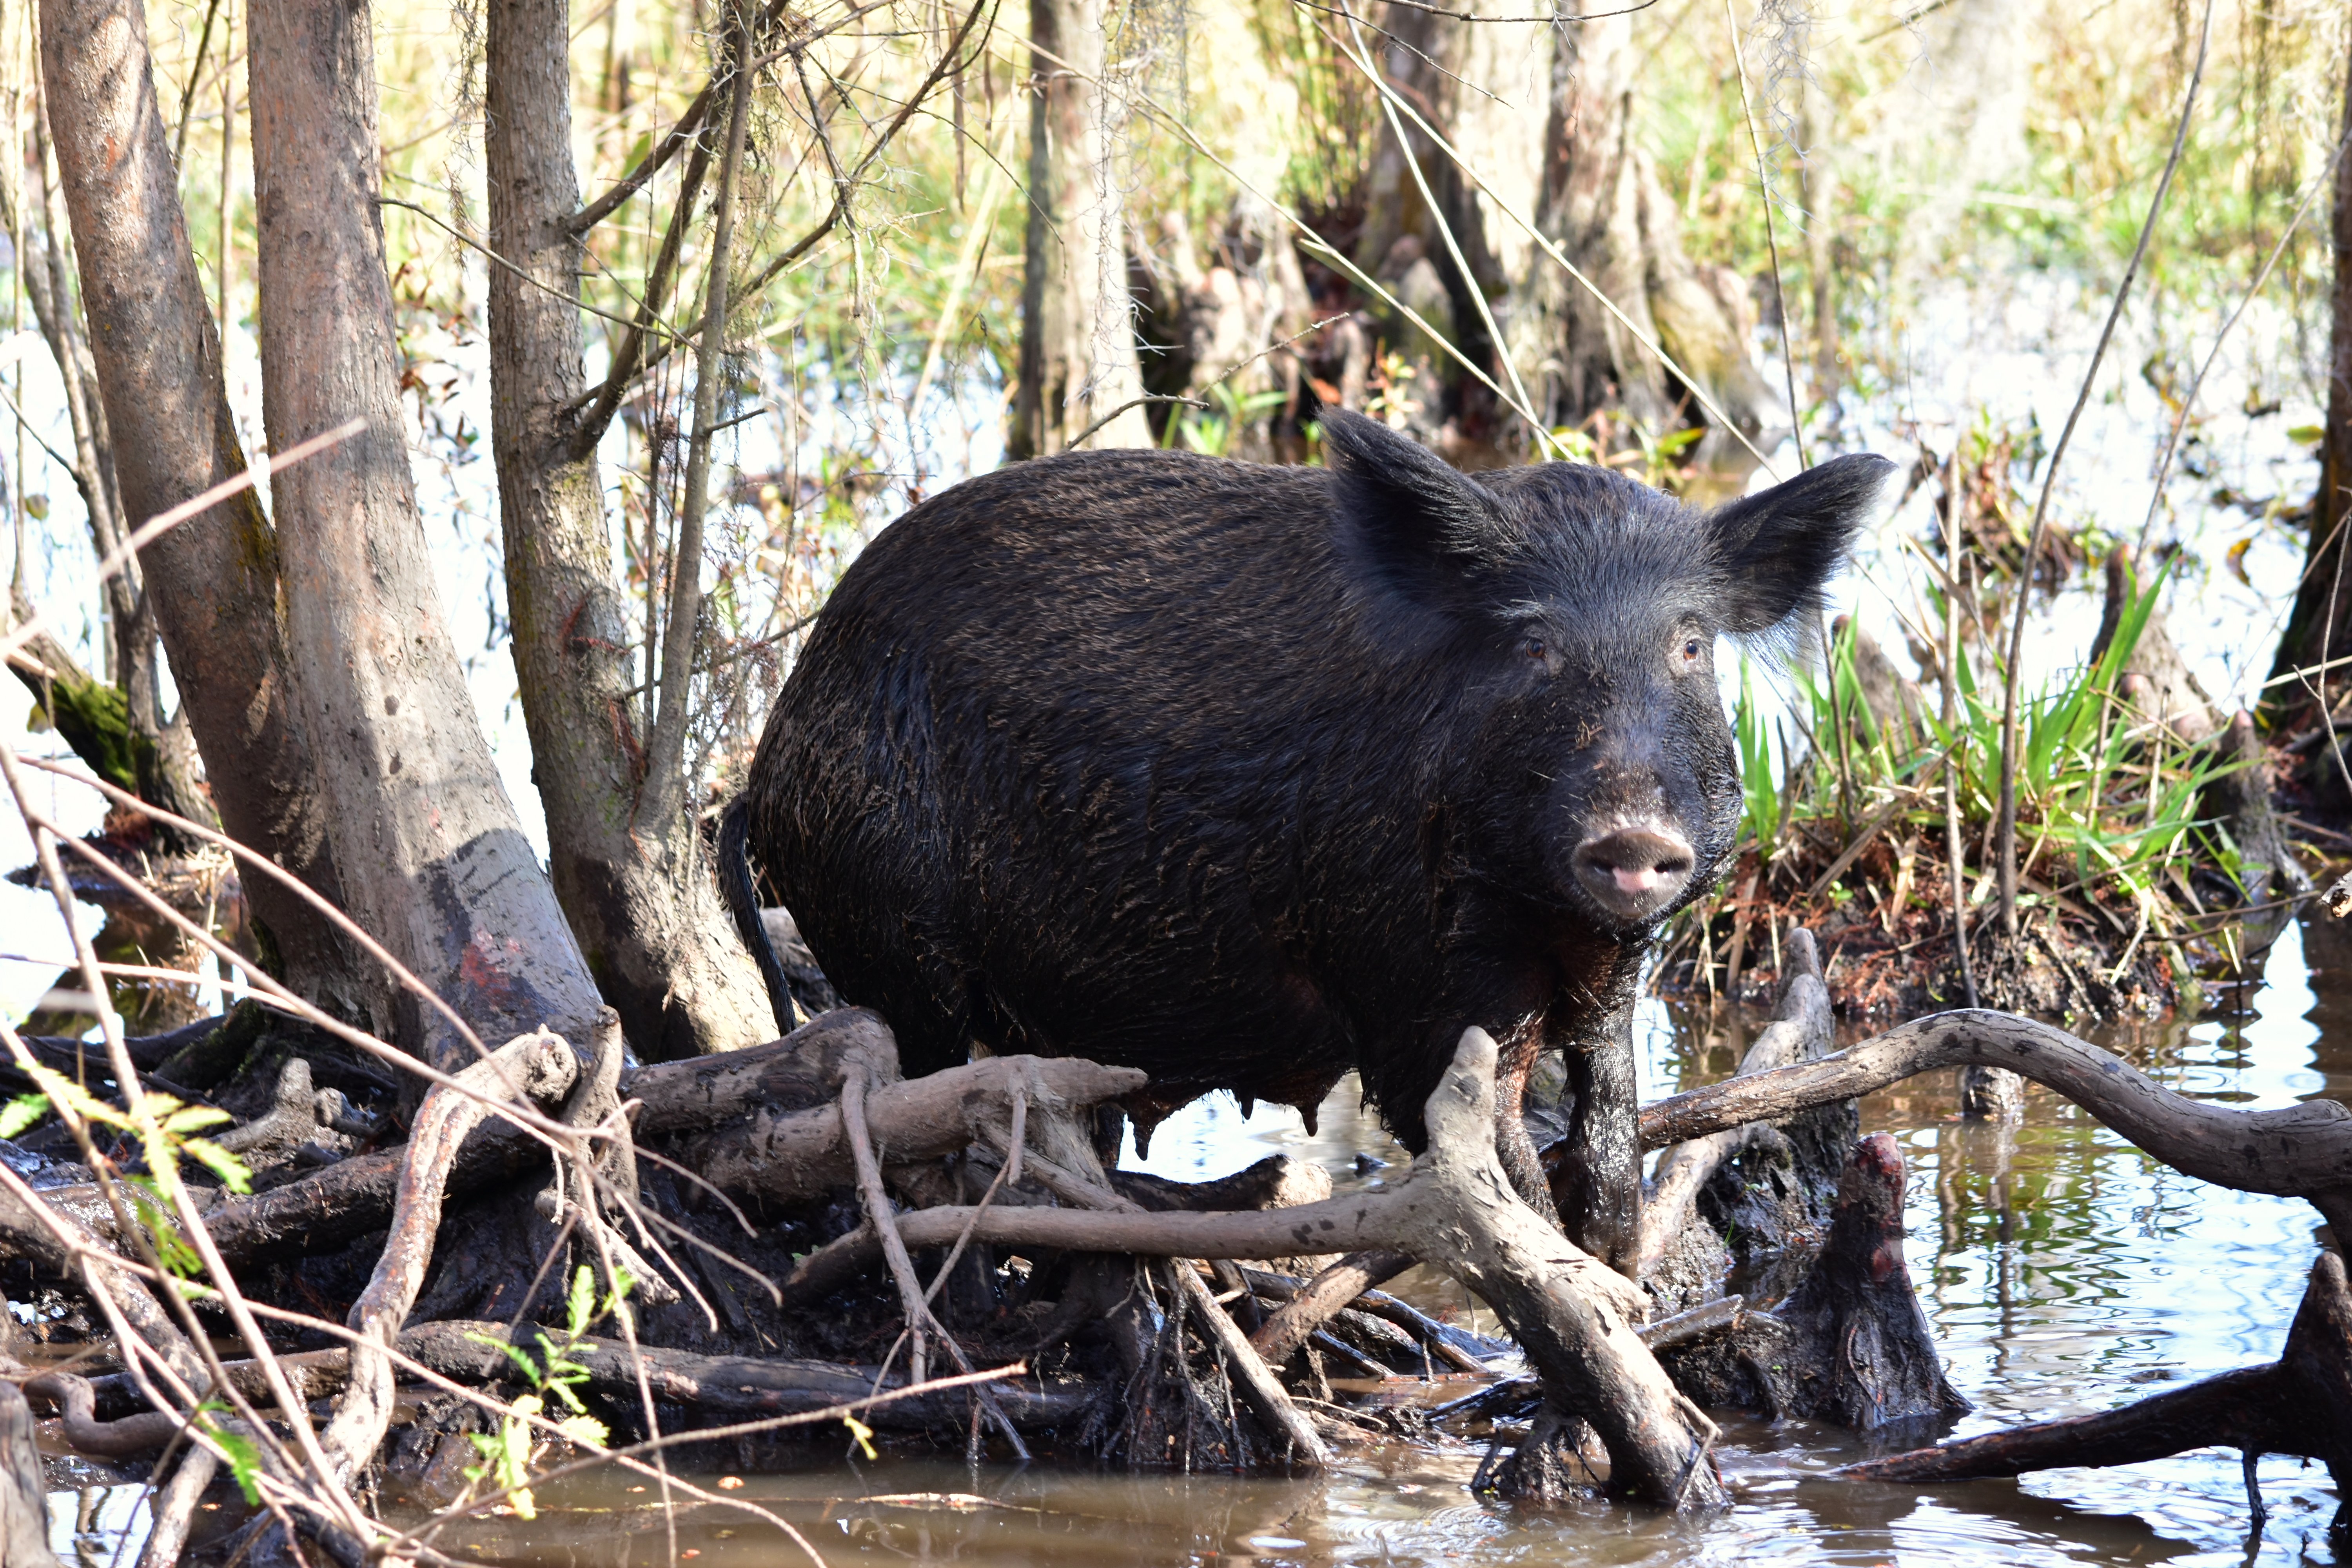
xmin=1661 ymin=1133 xmax=1969 ymax=1433
xmin=1841 ymin=1250 xmax=2352 ymax=1537
xmin=1639 ymin=1009 xmax=2352 ymax=1233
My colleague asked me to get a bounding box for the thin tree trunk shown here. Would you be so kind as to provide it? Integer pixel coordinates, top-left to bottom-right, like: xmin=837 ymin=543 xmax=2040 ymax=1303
xmin=5 ymin=89 xmax=212 ymax=846
xmin=246 ymin=0 xmax=603 ymax=1063
xmin=36 ymin=0 xmax=372 ymax=1013
xmin=1009 ymin=0 xmax=1150 ymax=457
xmin=483 ymin=0 xmax=770 ymax=1058
xmin=2270 ymin=26 xmax=2352 ymax=708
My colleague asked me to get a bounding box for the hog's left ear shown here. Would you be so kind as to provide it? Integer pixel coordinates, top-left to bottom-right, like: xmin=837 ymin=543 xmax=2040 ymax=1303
xmin=1705 ymin=453 xmax=1895 ymax=633
xmin=1321 ymin=407 xmax=1510 ymax=605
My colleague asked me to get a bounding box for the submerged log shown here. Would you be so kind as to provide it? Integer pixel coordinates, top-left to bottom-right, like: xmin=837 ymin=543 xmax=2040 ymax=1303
xmin=1841 ymin=1250 xmax=2352 ymax=1533
xmin=1663 ymin=1134 xmax=1968 ymax=1433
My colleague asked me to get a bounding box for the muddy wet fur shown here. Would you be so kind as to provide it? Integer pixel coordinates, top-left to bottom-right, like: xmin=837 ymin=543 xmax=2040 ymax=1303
xmin=729 ymin=410 xmax=1892 ymax=1263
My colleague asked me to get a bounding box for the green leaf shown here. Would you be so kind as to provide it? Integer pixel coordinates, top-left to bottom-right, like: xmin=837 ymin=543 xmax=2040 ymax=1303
xmin=0 ymin=1093 xmax=49 ymax=1140
xmin=204 ymin=1420 xmax=266 ymax=1505
xmin=568 ymin=1265 xmax=595 ymax=1338
xmin=27 ymin=1067 xmax=128 ymax=1131
xmin=160 ymin=1104 xmax=232 ymax=1136
xmin=2288 ymin=424 xmax=2326 ymax=446
xmin=465 ymin=1329 xmax=546 ymax=1386
xmin=178 ymin=1137 xmax=253 ymax=1194
xmin=554 ymin=1414 xmax=608 ymax=1450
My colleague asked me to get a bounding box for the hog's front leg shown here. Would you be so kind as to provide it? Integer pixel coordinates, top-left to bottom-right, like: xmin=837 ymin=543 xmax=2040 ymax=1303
xmin=1546 ymin=985 xmax=1642 ymax=1278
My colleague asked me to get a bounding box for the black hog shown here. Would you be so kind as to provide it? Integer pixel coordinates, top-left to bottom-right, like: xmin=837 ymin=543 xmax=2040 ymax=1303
xmin=724 ymin=409 xmax=1890 ymax=1273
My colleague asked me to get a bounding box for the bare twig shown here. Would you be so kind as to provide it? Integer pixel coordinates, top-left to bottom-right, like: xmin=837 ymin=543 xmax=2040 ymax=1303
xmin=639 ymin=0 xmax=757 ymax=835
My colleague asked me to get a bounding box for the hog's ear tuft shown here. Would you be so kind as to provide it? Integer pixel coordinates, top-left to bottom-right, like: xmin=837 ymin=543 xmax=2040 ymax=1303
xmin=1321 ymin=407 xmax=1509 ymax=606
xmin=1705 ymin=452 xmax=1894 ymax=634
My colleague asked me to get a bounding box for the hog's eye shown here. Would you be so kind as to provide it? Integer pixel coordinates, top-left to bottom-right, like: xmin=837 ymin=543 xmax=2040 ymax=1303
xmin=1679 ymin=637 xmax=1704 ymax=665
xmin=1522 ymin=635 xmax=1549 ymax=664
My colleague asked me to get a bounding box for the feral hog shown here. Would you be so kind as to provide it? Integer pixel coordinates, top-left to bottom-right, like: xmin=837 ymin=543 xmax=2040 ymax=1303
xmin=725 ymin=410 xmax=1890 ymax=1272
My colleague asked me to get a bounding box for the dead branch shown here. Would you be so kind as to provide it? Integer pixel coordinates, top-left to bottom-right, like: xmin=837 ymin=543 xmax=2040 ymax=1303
xmin=1249 ymin=1250 xmax=1414 ymax=1368
xmin=136 ymin=1446 xmax=217 ymax=1568
xmin=318 ymin=1028 xmax=578 ymax=1482
xmin=672 ymin=1038 xmax=1147 ymax=1209
xmin=838 ymin=1043 xmax=1032 ymax=1456
xmin=1637 ymin=1009 xmax=2352 ymax=1220
xmin=1838 ymin=1250 xmax=2352 ymax=1525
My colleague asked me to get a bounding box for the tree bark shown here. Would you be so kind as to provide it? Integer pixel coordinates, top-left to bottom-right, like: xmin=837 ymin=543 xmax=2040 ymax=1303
xmin=36 ymin=0 xmax=369 ymax=1011
xmin=2270 ymin=24 xmax=2352 ymax=708
xmin=1008 ymin=0 xmax=1151 ymax=457
xmin=1508 ymin=0 xmax=1779 ymax=452
xmin=245 ymin=0 xmax=603 ymax=1065
xmin=0 ymin=1380 xmax=53 ymax=1568
xmin=4 ymin=89 xmax=213 ymax=852
xmin=483 ymin=0 xmax=771 ymax=1060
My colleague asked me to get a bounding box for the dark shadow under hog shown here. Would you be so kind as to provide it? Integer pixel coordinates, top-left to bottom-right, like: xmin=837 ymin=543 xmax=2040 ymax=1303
xmin=724 ymin=409 xmax=1890 ymax=1275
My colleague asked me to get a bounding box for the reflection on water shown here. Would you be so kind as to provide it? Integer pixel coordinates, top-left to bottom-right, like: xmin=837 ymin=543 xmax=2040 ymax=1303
xmin=319 ymin=912 xmax=2352 ymax=1567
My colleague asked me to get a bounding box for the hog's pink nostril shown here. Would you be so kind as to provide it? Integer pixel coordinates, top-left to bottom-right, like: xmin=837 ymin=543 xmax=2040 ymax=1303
xmin=1574 ymin=825 xmax=1695 ymax=917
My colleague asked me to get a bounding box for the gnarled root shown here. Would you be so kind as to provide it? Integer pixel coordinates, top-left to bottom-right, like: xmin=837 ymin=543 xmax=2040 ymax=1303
xmin=1663 ymin=1134 xmax=1967 ymax=1436
xmin=1838 ymin=1249 xmax=2352 ymax=1537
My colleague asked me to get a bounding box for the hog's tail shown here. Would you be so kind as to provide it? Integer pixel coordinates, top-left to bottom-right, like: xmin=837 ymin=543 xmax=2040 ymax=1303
xmin=719 ymin=794 xmax=800 ymax=1038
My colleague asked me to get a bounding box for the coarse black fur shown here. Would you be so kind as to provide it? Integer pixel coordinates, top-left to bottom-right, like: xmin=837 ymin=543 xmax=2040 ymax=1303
xmin=734 ymin=410 xmax=1890 ymax=1232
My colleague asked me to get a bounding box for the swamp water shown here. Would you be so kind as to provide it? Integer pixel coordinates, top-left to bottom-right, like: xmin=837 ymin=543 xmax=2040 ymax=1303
xmin=50 ymin=908 xmax=2314 ymax=1568
xmin=11 ymin=262 xmax=2343 ymax=1568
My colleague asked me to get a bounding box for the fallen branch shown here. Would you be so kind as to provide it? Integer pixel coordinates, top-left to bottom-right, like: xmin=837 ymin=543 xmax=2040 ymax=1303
xmin=838 ymin=1044 xmax=1032 ymax=1458
xmin=1840 ymin=1250 xmax=2352 ymax=1523
xmin=318 ymin=1028 xmax=577 ymax=1483
xmin=1638 ymin=1009 xmax=2352 ymax=1223
xmin=1249 ymin=1250 xmax=1414 ymax=1368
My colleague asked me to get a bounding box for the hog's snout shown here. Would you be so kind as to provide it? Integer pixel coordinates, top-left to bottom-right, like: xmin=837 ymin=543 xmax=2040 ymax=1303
xmin=1572 ymin=824 xmax=1695 ymax=922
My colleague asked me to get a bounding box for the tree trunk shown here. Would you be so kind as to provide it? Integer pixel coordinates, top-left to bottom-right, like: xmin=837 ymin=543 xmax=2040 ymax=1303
xmin=1348 ymin=0 xmax=1543 ymax=450
xmin=3 ymin=94 xmax=213 ymax=849
xmin=1008 ymin=0 xmax=1151 ymax=457
xmin=1511 ymin=0 xmax=1780 ymax=454
xmin=36 ymin=0 xmax=372 ymax=1014
xmin=246 ymin=0 xmax=602 ymax=1064
xmin=482 ymin=0 xmax=771 ymax=1059
xmin=2270 ymin=25 xmax=2352 ymax=711
xmin=1347 ymin=0 xmax=1777 ymax=459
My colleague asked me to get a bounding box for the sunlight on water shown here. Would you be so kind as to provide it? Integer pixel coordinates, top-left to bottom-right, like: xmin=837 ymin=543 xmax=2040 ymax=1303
xmin=364 ymin=911 xmax=2352 ymax=1568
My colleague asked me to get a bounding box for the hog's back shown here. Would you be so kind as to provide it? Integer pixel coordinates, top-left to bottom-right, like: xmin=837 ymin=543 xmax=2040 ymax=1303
xmin=747 ymin=449 xmax=1457 ymax=1109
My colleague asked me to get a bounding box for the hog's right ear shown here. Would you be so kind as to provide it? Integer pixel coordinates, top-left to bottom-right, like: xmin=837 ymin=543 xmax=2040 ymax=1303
xmin=1320 ymin=408 xmax=1509 ymax=607
xmin=1705 ymin=452 xmax=1894 ymax=634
